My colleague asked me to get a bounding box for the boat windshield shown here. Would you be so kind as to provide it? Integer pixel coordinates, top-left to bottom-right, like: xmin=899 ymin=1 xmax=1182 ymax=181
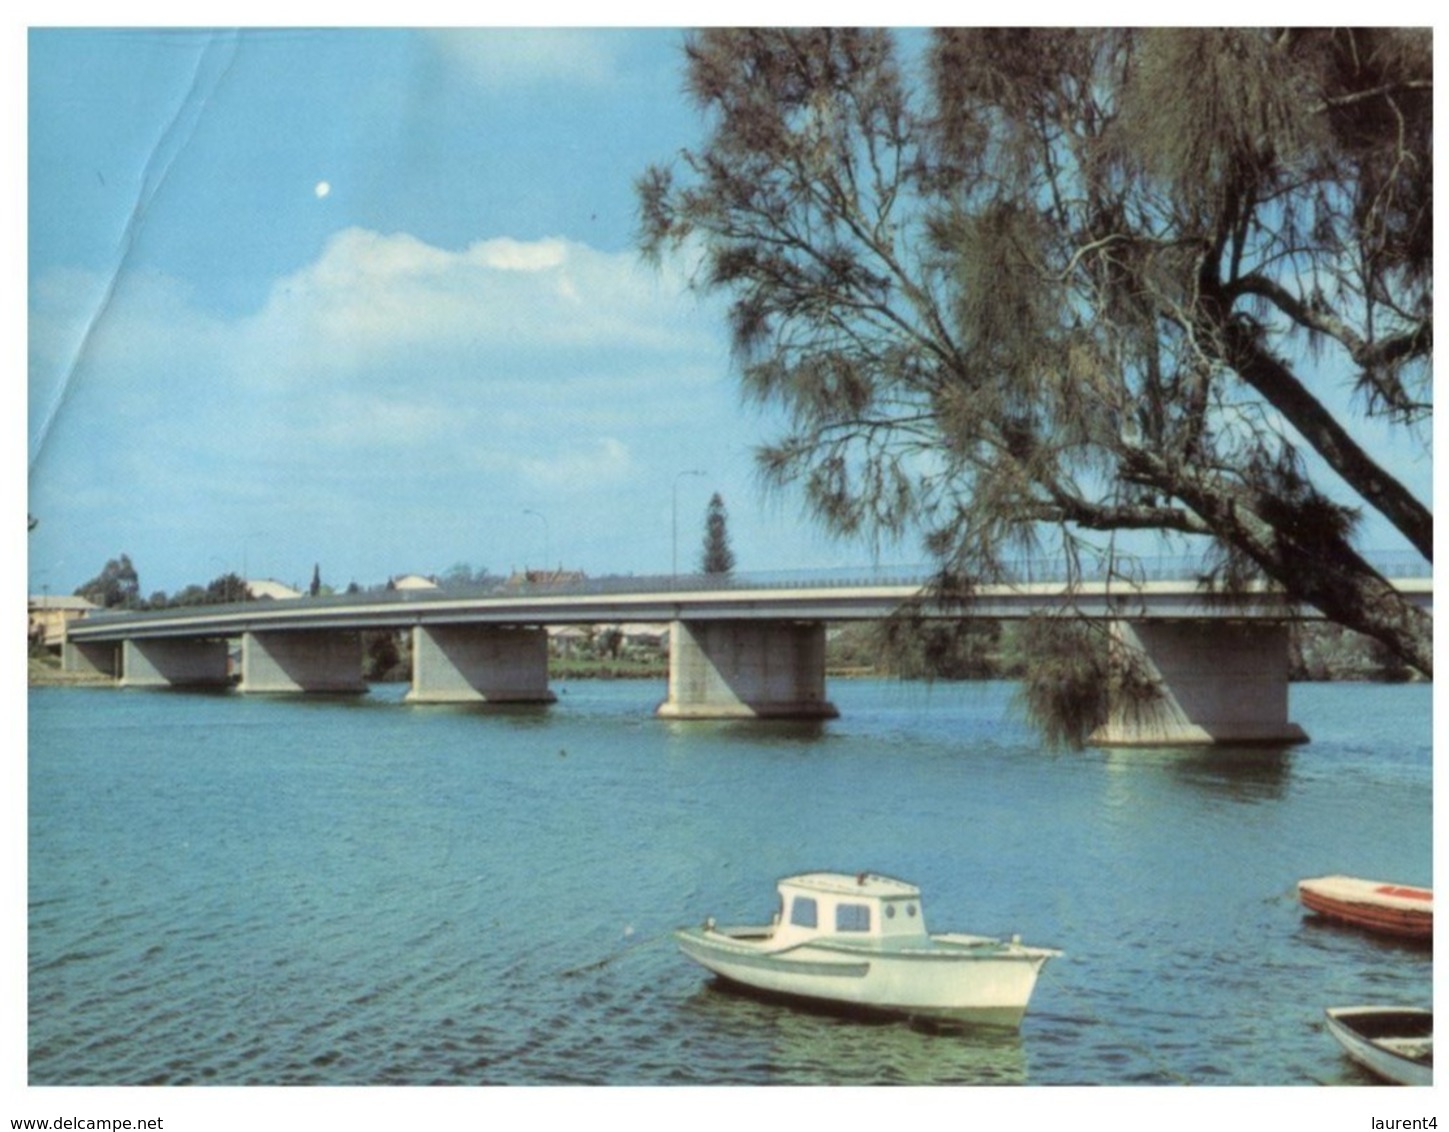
xmin=836 ymin=902 xmax=871 ymax=932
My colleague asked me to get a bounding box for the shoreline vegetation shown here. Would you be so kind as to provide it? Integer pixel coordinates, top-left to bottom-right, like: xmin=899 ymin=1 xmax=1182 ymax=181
xmin=28 ymin=657 xmax=114 ymax=685
xmin=28 ymin=619 xmax=1421 ymax=687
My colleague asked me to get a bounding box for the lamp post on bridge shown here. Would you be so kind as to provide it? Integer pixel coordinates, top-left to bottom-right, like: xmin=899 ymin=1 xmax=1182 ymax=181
xmin=673 ymin=469 xmax=707 ymax=587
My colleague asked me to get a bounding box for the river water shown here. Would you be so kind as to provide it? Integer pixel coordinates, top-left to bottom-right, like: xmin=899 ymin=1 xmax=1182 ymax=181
xmin=26 ymin=677 xmax=1431 ymax=1098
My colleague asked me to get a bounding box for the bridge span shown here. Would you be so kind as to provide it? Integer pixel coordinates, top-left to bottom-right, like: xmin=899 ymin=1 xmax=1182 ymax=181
xmin=62 ymin=569 xmax=1431 ymax=747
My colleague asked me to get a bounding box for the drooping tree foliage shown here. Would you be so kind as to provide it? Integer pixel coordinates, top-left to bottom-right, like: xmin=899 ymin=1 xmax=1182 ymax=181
xmin=639 ymin=29 xmax=1432 ymax=690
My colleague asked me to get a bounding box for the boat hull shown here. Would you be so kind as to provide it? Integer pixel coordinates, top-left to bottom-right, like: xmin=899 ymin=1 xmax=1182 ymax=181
xmin=1325 ymin=1007 xmax=1433 ymax=1086
xmin=1298 ymin=876 xmax=1432 ymax=940
xmin=676 ymin=927 xmax=1054 ymax=1028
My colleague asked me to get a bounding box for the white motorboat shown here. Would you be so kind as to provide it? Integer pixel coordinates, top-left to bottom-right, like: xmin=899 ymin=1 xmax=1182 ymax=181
xmin=675 ymin=872 xmax=1060 ymax=1027
xmin=1325 ymin=1006 xmax=1432 ymax=1086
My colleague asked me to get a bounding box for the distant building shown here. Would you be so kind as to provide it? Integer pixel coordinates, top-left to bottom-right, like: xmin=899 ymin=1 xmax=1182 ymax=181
xmin=389 ymin=574 xmax=440 ymax=591
xmin=546 ymin=622 xmax=669 ymax=658
xmin=28 ymin=594 xmax=97 ymax=649
xmin=245 ymin=578 xmax=302 ymax=601
xmin=547 ymin=625 xmax=592 ymax=656
xmin=623 ymin=623 xmax=670 ymax=650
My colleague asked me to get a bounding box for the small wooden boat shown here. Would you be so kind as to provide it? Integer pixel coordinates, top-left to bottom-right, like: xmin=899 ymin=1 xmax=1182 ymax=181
xmin=1325 ymin=1006 xmax=1432 ymax=1086
xmin=675 ymin=872 xmax=1060 ymax=1028
xmin=1297 ymin=875 xmax=1432 ymax=940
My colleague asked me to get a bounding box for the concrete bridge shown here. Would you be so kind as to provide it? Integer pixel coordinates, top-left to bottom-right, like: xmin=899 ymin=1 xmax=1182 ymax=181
xmin=62 ymin=564 xmax=1431 ymax=747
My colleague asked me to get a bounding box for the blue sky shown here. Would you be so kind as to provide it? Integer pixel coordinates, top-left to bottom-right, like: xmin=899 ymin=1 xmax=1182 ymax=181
xmin=23 ymin=23 xmax=1436 ymax=603
xmin=27 ymin=26 xmax=870 ymax=599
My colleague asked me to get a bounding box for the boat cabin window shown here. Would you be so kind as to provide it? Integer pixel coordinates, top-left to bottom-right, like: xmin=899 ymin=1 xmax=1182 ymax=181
xmin=836 ymin=903 xmax=871 ymax=932
xmin=790 ymin=896 xmax=818 ymax=929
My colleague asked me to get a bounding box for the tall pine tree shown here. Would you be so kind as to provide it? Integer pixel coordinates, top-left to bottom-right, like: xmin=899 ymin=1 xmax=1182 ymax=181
xmin=700 ymin=493 xmax=736 ymax=575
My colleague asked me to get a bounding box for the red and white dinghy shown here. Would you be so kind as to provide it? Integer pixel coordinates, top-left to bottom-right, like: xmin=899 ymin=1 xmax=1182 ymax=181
xmin=1298 ymin=875 xmax=1432 ymax=940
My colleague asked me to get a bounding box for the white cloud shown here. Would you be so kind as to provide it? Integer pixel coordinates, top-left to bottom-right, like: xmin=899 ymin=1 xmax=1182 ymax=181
xmin=27 ymin=227 xmax=729 ymax=584
xmin=247 ymin=227 xmax=711 ymax=388
xmin=470 ymin=237 xmax=568 ymax=272
xmin=309 ymin=394 xmax=459 ymax=450
xmin=426 ymin=29 xmax=624 ymax=89
xmin=510 ymin=437 xmax=635 ymax=489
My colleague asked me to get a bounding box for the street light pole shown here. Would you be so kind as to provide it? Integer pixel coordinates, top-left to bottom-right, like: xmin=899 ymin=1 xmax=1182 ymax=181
xmin=673 ymin=469 xmax=706 ymax=585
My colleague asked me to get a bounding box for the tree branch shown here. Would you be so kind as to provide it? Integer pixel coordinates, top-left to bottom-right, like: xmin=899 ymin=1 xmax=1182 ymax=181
xmin=1213 ymin=314 xmax=1432 ymax=561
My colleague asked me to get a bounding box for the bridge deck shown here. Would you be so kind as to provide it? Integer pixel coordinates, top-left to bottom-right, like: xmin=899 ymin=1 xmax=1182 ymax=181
xmin=66 ymin=577 xmax=1431 ymax=643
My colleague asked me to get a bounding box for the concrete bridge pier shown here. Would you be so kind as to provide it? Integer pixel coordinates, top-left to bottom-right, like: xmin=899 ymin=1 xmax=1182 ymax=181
xmin=657 ymin=620 xmax=839 ymax=720
xmin=407 ymin=625 xmax=556 ymax=704
xmin=1091 ymin=620 xmax=1308 ymax=746
xmin=239 ymin=630 xmax=368 ymax=694
xmin=120 ymin=638 xmax=231 ymax=688
xmin=62 ymin=640 xmax=119 ymax=679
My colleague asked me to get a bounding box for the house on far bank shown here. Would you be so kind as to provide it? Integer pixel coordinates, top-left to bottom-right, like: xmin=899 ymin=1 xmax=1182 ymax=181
xmin=547 ymin=625 xmax=592 ymax=656
xmin=546 ymin=622 xmax=670 ymax=658
xmin=389 ymin=573 xmax=439 ymax=591
xmin=245 ymin=578 xmax=302 ymax=601
xmin=623 ymin=623 xmax=670 ymax=650
xmin=28 ymin=594 xmax=97 ymax=650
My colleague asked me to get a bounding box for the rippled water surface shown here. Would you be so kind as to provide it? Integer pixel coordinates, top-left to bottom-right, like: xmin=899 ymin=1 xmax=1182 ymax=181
xmin=28 ymin=678 xmax=1430 ymax=1086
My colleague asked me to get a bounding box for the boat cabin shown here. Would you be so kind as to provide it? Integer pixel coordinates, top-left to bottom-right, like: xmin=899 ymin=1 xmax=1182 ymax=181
xmin=772 ymin=872 xmax=931 ymax=945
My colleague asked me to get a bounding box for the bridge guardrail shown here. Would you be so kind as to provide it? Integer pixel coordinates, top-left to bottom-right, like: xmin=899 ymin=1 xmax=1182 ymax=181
xmin=71 ymin=549 xmax=1430 ymax=628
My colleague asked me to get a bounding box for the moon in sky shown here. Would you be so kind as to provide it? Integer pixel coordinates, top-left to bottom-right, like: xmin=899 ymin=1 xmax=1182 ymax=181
xmin=314 ymin=181 xmax=331 ymax=199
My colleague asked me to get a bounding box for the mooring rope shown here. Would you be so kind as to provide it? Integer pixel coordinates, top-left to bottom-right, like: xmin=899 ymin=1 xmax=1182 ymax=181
xmin=559 ymin=931 xmax=670 ymax=978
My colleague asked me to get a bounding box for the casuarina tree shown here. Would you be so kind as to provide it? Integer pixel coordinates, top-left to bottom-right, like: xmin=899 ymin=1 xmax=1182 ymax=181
xmin=639 ymin=28 xmax=1431 ymax=704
